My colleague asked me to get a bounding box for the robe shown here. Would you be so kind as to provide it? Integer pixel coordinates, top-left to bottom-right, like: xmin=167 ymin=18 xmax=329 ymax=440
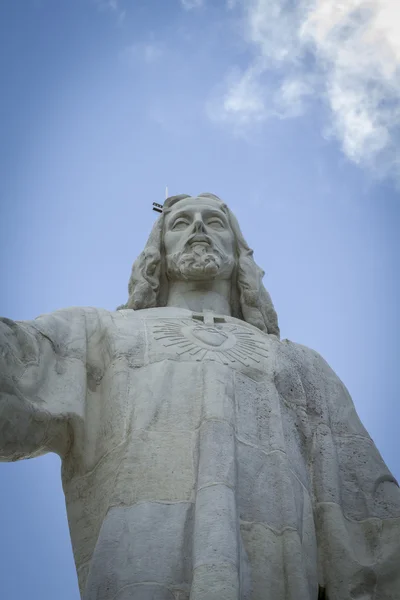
xmin=1 ymin=305 xmax=400 ymax=600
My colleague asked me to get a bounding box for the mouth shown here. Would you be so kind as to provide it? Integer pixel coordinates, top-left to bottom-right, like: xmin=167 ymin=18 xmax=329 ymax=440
xmin=187 ymin=235 xmax=211 ymax=248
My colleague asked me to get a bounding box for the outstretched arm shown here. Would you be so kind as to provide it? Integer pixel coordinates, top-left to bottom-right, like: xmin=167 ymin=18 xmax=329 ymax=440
xmin=0 ymin=308 xmax=87 ymax=461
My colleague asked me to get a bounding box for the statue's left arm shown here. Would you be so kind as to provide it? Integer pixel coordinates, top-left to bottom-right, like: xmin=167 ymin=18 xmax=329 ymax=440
xmin=0 ymin=307 xmax=90 ymax=461
xmin=289 ymin=342 xmax=400 ymax=600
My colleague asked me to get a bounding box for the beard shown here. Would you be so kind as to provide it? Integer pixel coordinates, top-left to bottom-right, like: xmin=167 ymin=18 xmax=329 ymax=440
xmin=166 ymin=242 xmax=234 ymax=282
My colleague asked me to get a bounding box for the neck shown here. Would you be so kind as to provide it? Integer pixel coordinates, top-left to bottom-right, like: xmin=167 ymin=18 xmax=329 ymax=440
xmin=166 ymin=279 xmax=232 ymax=316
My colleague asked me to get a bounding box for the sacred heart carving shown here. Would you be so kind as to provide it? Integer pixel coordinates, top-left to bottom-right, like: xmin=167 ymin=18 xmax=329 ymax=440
xmin=152 ymin=319 xmax=269 ymax=366
xmin=191 ymin=327 xmax=228 ymax=347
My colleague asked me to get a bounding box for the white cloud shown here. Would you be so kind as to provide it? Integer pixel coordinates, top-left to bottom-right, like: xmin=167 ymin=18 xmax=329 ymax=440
xmin=180 ymin=0 xmax=204 ymax=10
xmin=218 ymin=66 xmax=269 ymax=124
xmin=211 ymin=0 xmax=400 ymax=181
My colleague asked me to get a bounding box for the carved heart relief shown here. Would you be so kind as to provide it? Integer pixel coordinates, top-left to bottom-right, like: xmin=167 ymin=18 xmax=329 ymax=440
xmin=191 ymin=327 xmax=228 ymax=347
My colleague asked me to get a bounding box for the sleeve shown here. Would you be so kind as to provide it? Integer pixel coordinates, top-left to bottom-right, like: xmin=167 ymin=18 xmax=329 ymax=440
xmin=290 ymin=342 xmax=400 ymax=600
xmin=0 ymin=308 xmax=88 ymax=461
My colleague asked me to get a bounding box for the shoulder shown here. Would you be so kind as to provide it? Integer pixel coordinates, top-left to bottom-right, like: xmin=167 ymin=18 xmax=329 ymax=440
xmin=278 ymin=338 xmax=327 ymax=364
xmin=277 ymin=338 xmax=353 ymax=418
xmin=31 ymin=306 xmax=102 ymax=330
xmin=276 ymin=338 xmax=342 ymax=384
xmin=29 ymin=306 xmax=115 ymax=347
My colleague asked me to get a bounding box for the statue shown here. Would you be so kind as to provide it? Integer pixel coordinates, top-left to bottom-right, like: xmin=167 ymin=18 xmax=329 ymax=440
xmin=1 ymin=193 xmax=399 ymax=600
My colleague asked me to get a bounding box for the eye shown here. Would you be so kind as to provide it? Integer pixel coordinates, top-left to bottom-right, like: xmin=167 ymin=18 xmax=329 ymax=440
xmin=171 ymin=218 xmax=190 ymax=230
xmin=207 ymin=219 xmax=225 ymax=229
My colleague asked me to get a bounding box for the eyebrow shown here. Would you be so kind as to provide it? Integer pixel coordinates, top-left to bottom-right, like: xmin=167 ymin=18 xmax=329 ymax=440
xmin=168 ymin=209 xmax=228 ymax=223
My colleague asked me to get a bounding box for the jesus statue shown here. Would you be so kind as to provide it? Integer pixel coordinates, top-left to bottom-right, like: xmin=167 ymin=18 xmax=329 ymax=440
xmin=1 ymin=193 xmax=399 ymax=600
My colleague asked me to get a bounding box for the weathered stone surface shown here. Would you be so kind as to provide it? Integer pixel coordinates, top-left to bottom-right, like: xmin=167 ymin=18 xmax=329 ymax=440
xmin=1 ymin=193 xmax=399 ymax=599
xmin=84 ymin=503 xmax=193 ymax=599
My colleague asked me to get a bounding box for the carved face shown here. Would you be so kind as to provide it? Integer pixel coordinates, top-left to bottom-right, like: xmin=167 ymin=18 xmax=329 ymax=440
xmin=163 ymin=197 xmax=236 ymax=282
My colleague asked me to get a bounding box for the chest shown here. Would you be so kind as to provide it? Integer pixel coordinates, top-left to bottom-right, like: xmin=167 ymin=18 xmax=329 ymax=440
xmin=103 ymin=310 xmax=276 ymax=381
xmin=144 ymin=312 xmax=275 ymax=381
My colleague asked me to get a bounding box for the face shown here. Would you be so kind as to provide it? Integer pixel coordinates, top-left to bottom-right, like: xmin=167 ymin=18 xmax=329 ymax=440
xmin=163 ymin=197 xmax=236 ymax=282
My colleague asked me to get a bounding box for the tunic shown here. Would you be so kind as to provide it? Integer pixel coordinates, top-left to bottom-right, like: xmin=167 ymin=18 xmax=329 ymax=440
xmin=1 ymin=306 xmax=400 ymax=600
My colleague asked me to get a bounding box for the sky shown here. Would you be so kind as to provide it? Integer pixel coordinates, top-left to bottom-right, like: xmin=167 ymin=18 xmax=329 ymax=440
xmin=0 ymin=0 xmax=399 ymax=598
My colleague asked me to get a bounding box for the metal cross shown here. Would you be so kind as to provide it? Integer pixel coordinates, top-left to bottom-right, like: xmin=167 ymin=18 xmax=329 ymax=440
xmin=152 ymin=202 xmax=163 ymax=213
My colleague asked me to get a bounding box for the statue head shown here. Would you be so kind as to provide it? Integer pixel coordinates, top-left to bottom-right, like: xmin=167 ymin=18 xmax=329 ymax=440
xmin=163 ymin=193 xmax=236 ymax=284
xmin=119 ymin=193 xmax=280 ymax=337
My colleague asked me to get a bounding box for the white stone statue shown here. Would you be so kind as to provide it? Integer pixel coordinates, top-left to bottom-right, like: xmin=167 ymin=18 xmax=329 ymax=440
xmin=1 ymin=193 xmax=399 ymax=600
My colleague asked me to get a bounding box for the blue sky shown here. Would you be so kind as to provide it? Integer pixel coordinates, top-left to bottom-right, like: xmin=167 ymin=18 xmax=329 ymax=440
xmin=0 ymin=1 xmax=399 ymax=598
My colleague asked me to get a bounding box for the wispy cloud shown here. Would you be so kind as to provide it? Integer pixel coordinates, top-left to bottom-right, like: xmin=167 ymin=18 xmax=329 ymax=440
xmin=122 ymin=41 xmax=163 ymax=64
xmin=209 ymin=0 xmax=400 ymax=182
xmin=94 ymin=0 xmax=126 ymax=23
xmin=180 ymin=0 xmax=204 ymax=10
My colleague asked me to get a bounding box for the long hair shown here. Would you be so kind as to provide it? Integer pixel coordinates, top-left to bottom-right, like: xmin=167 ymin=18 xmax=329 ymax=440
xmin=118 ymin=193 xmax=280 ymax=337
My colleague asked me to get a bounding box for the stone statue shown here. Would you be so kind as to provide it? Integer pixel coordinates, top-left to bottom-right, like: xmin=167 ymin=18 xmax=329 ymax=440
xmin=1 ymin=193 xmax=399 ymax=600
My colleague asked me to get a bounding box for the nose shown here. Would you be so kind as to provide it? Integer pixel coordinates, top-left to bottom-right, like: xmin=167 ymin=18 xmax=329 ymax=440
xmin=192 ymin=218 xmax=206 ymax=234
